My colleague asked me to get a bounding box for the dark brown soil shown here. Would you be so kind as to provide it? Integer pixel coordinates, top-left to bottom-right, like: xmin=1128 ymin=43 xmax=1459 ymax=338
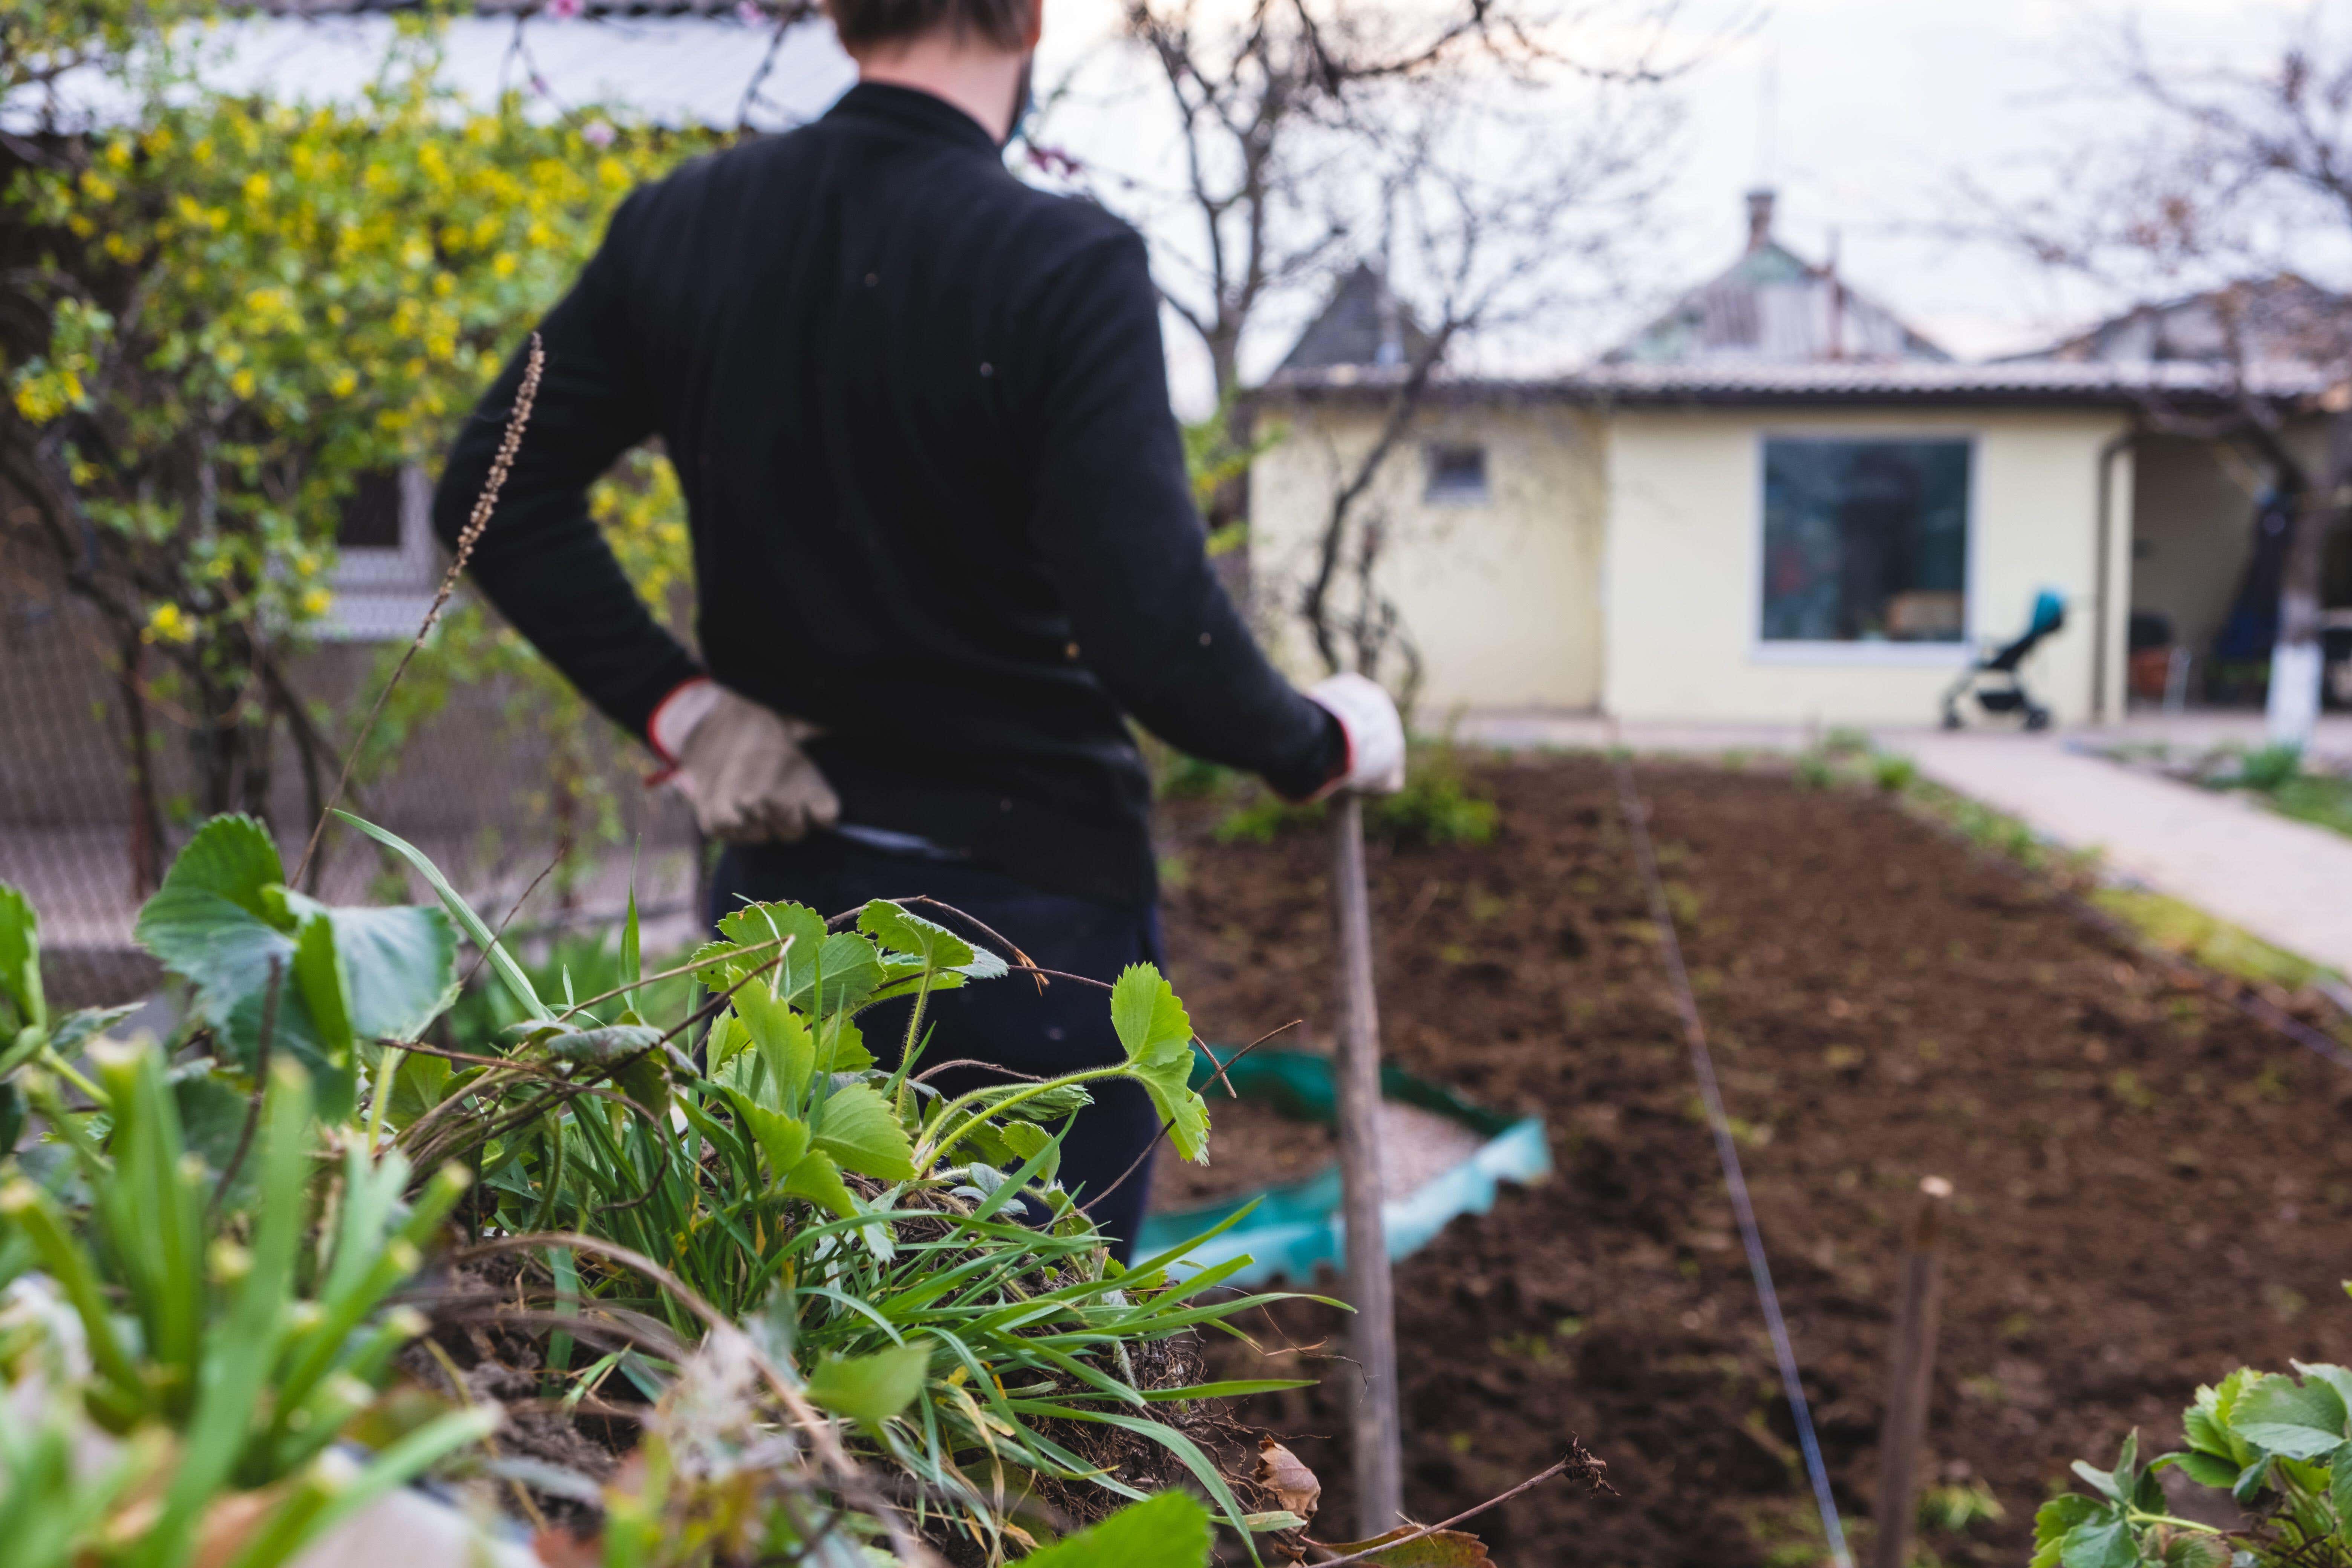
xmin=1154 ymin=753 xmax=2352 ymax=1568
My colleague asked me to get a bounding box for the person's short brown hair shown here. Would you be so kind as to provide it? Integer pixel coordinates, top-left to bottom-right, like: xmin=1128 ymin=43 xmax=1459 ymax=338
xmin=827 ymin=0 xmax=1034 ymax=51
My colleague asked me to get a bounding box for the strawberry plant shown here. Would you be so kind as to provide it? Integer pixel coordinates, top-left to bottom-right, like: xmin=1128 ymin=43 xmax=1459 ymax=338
xmin=2039 ymin=1365 xmax=2352 ymax=1568
xmin=0 ymin=807 xmax=1334 ymax=1566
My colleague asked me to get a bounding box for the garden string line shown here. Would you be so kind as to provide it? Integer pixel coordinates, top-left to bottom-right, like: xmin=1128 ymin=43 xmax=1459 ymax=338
xmin=1610 ymin=755 xmax=1856 ymax=1568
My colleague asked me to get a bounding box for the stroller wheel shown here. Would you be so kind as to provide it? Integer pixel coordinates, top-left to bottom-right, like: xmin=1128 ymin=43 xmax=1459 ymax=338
xmin=2024 ymin=706 xmax=2052 ymax=732
xmin=1941 ymin=708 xmax=1963 ymax=731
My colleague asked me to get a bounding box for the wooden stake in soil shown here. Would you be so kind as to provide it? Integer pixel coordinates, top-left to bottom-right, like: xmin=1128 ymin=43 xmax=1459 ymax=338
xmin=1331 ymin=792 xmax=1404 ymax=1537
xmin=1872 ymin=1175 xmax=1953 ymax=1568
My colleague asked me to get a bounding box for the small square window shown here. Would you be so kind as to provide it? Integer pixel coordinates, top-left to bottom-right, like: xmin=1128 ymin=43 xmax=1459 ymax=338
xmin=1424 ymin=443 xmax=1490 ymax=504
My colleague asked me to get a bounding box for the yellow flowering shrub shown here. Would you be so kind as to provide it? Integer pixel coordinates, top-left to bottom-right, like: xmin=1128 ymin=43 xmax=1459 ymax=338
xmin=3 ymin=15 xmax=716 ymax=831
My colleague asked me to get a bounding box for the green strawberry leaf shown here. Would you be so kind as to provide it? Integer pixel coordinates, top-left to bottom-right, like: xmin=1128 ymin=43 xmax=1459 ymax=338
xmin=734 ymin=981 xmax=815 ymax=1105
xmin=291 ymin=911 xmax=354 ymax=1064
xmin=2034 ymin=1495 xmax=2107 ymax=1568
xmin=2072 ymin=1461 xmax=2125 ymax=1503
xmin=856 ymin=901 xmax=1008 ymax=980
xmin=0 ymin=882 xmax=44 ymax=1036
xmin=1110 ymin=963 xmax=1209 ymax=1163
xmin=2060 ymin=1515 xmax=2137 ymax=1568
xmin=812 ymin=1082 xmax=915 ymax=1181
xmin=2238 ymin=1372 xmax=2350 ymax=1459
xmin=539 ymin=1024 xmax=666 ymax=1069
xmin=1018 ymin=1492 xmax=1212 ymax=1568
xmin=805 ymin=1340 xmax=931 ymax=1432
xmin=781 ymin=1148 xmax=859 ymax=1219
xmin=724 ymin=1089 xmax=813 ymax=1182
xmin=2166 ymin=1452 xmax=2239 ymax=1489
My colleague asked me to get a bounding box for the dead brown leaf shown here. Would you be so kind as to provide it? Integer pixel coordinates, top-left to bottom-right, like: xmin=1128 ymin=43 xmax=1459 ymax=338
xmin=1257 ymin=1435 xmax=1321 ymax=1524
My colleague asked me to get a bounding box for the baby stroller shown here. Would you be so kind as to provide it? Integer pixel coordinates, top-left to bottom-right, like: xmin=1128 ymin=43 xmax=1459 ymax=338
xmin=1940 ymin=589 xmax=2066 ymax=731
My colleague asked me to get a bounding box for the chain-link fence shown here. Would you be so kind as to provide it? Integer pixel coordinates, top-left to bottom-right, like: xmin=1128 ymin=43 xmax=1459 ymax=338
xmin=2 ymin=536 xmax=703 ymax=1009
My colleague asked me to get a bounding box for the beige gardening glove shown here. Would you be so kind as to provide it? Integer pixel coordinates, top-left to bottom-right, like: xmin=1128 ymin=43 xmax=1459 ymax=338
xmin=1305 ymin=672 xmax=1408 ymax=795
xmin=650 ymin=679 xmax=840 ymax=844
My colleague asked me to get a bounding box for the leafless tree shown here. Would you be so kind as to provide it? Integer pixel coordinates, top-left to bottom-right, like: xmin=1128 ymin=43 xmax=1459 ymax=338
xmin=1037 ymin=0 xmax=1700 ymax=691
xmin=1292 ymin=77 xmax=1671 ymax=693
xmin=1977 ymin=12 xmax=2352 ymax=745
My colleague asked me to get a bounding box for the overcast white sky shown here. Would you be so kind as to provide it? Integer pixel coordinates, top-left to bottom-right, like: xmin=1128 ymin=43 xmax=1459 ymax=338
xmin=1027 ymin=0 xmax=2324 ymax=395
xmin=126 ymin=0 xmax=2332 ymax=394
xmin=1642 ymin=0 xmax=2271 ymax=360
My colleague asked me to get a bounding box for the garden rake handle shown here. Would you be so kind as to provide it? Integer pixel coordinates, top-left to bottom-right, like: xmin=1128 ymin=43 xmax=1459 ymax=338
xmin=1331 ymin=791 xmax=1404 ymax=1537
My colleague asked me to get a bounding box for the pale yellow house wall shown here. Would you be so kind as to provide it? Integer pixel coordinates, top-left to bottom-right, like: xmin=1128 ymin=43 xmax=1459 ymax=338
xmin=1248 ymin=400 xmax=1610 ymax=715
xmin=1248 ymin=398 xmax=2137 ymax=728
xmin=2127 ymin=420 xmax=2324 ymax=665
xmin=1602 ymin=406 xmax=2133 ymax=726
xmin=2129 ymin=435 xmax=2261 ymax=665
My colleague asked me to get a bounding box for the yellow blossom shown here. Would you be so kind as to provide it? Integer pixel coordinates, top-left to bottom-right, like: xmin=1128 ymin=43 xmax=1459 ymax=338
xmin=144 ymin=603 xmax=194 ymax=644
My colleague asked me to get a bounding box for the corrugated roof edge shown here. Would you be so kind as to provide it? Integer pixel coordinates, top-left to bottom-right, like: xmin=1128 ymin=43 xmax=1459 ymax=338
xmin=239 ymin=1 xmax=761 ymax=16
xmin=1263 ymin=358 xmax=2337 ymax=407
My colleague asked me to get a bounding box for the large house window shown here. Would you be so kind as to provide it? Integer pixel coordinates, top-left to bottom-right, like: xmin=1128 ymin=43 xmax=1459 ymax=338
xmin=1760 ymin=437 xmax=1971 ymax=643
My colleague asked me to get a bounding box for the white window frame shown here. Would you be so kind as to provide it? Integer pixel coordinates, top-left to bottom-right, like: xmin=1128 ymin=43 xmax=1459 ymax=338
xmin=320 ymin=466 xmax=441 ymax=641
xmin=1747 ymin=426 xmax=1980 ymax=667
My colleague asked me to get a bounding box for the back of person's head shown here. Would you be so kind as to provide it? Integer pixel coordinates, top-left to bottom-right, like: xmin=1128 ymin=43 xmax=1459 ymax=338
xmin=827 ymin=0 xmax=1035 ymax=52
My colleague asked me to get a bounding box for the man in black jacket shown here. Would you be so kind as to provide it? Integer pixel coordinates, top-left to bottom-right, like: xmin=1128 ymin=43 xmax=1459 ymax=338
xmin=432 ymin=0 xmax=1404 ymax=1255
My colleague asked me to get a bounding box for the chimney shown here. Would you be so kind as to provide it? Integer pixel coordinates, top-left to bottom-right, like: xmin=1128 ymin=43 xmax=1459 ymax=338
xmin=1745 ymin=187 xmax=1776 ymax=252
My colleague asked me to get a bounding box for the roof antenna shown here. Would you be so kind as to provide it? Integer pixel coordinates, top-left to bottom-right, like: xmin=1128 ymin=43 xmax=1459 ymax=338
xmin=1825 ymin=228 xmax=1845 ymax=360
xmin=1745 ymin=38 xmax=1779 ymax=254
xmin=1375 ymin=181 xmax=1403 ymax=368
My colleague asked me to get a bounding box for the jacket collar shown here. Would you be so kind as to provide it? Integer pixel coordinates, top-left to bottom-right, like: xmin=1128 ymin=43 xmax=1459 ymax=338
xmin=825 ymin=80 xmax=1003 ymax=155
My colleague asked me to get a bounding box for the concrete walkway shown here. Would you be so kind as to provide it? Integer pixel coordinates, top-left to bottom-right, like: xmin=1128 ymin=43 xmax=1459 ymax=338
xmin=1895 ymin=731 xmax=2352 ymax=977
xmin=1455 ymin=709 xmax=2352 ymax=977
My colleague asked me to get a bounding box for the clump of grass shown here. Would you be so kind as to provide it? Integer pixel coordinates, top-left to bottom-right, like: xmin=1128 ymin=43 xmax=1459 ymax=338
xmin=1792 ymin=752 xmax=1837 ymax=790
xmin=2269 ymin=772 xmax=2352 ymax=838
xmin=1375 ymin=769 xmax=1499 ymax=847
xmin=1157 ymin=750 xmax=1237 ymax=801
xmin=1211 ymin=740 xmax=1499 ymax=848
xmin=2231 ymin=741 xmax=2305 ymax=792
xmin=1919 ymin=1479 xmax=2004 ymax=1535
xmin=2089 ymin=885 xmax=2328 ymax=992
xmin=1871 ymin=753 xmax=1917 ymax=793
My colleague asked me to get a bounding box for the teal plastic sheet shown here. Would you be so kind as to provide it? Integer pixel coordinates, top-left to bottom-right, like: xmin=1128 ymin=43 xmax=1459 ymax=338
xmin=1133 ymin=1047 xmax=1551 ymax=1286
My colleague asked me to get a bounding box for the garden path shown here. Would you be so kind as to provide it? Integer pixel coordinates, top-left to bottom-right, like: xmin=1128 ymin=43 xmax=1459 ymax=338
xmin=1894 ymin=727 xmax=2352 ymax=977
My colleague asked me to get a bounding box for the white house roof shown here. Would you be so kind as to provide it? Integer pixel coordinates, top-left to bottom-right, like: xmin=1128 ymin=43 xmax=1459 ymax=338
xmin=9 ymin=6 xmax=853 ymax=133
xmin=1269 ymin=192 xmax=2340 ymax=409
xmin=1273 ymin=355 xmax=2335 ymax=407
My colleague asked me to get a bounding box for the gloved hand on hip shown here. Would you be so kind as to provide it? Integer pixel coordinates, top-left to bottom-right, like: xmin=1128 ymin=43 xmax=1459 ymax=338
xmin=651 ymin=679 xmax=841 ymax=843
xmin=1306 ymin=672 xmax=1407 ymax=795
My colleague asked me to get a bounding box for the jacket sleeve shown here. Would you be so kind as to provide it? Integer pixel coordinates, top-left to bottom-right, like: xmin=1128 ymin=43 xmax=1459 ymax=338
xmin=429 ymin=192 xmax=704 ymax=745
xmin=1021 ymin=230 xmax=1344 ymax=800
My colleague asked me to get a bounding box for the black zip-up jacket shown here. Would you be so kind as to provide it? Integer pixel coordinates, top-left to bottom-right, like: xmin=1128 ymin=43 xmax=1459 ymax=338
xmin=433 ymin=82 xmax=1342 ymax=907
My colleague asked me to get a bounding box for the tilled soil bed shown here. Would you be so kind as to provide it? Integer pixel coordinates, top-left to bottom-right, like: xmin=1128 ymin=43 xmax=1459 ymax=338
xmin=1153 ymin=753 xmax=2352 ymax=1568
